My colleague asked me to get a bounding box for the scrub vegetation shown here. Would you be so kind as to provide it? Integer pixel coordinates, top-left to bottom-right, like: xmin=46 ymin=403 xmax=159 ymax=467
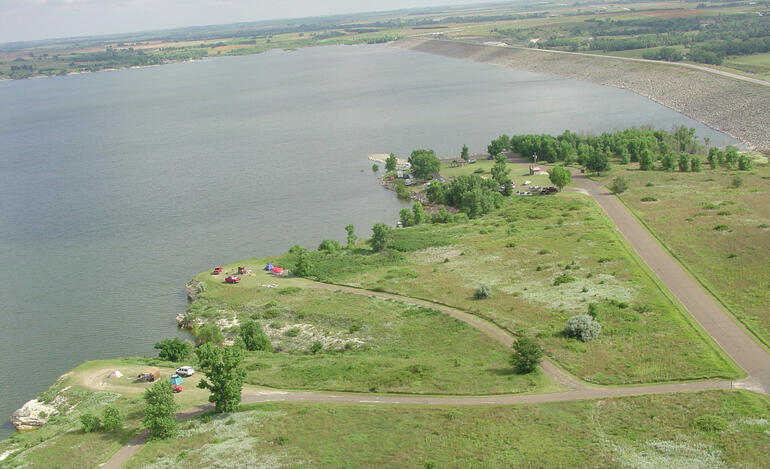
xmin=125 ymin=390 xmax=770 ymax=469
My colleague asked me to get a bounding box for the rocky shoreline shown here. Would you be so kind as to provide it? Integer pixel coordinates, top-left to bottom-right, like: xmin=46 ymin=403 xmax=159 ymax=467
xmin=393 ymin=38 xmax=770 ymax=151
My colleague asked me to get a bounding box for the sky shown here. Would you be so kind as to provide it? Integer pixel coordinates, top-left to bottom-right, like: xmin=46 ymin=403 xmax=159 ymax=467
xmin=0 ymin=0 xmax=486 ymax=44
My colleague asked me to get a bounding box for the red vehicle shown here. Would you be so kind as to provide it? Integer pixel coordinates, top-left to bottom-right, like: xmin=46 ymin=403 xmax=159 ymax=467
xmin=172 ymin=386 xmax=183 ymax=393
xmin=225 ymin=275 xmax=241 ymax=284
xmin=212 ymin=266 xmax=223 ymax=275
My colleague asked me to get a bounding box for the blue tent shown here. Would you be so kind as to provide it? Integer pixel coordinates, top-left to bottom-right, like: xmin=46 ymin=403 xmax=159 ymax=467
xmin=169 ymin=375 xmax=183 ymax=386
xmin=265 ymin=263 xmax=274 ymax=271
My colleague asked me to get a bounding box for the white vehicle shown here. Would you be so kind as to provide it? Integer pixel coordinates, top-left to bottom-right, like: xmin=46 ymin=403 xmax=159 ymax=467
xmin=523 ymin=180 xmax=531 ymax=185
xmin=176 ymin=366 xmax=195 ymax=377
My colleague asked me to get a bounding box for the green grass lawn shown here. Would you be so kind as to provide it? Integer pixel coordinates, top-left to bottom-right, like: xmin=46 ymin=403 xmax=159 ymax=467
xmin=126 ymin=389 xmax=770 ymax=468
xmin=722 ymin=52 xmax=770 ymax=81
xmin=188 ymin=281 xmax=553 ymax=395
xmin=320 ymin=192 xmax=741 ymax=384
xmin=597 ymin=162 xmax=770 ymax=349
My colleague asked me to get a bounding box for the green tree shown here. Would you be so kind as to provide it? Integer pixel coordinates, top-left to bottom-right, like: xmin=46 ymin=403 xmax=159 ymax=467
xmin=194 ymin=323 xmax=223 ymax=347
xmin=318 ymin=239 xmax=342 ymax=252
xmin=143 ymin=380 xmax=178 ymax=439
xmin=292 ymin=246 xmax=313 ymax=277
xmin=461 ymin=144 xmax=469 ymax=162
xmin=385 ymin=153 xmax=397 ymax=172
xmin=399 ymin=208 xmax=414 ymax=227
xmin=369 ymin=222 xmax=392 ymax=252
xmin=409 ymin=149 xmax=440 ymax=179
xmin=725 ymin=146 xmax=739 ymax=169
xmin=196 ymin=343 xmax=247 ymax=413
xmin=154 ymin=338 xmax=193 ymax=362
xmin=691 ymin=157 xmax=702 ymax=172
xmin=239 ymin=320 xmax=272 ymax=351
xmin=609 ymin=176 xmax=629 ymax=194
xmin=586 ymin=150 xmax=610 ymax=175
xmin=660 ymin=152 xmax=675 ymax=171
xmin=738 ymin=154 xmax=753 ymax=171
xmin=678 ymin=153 xmax=690 ymax=172
xmin=511 ymin=337 xmax=543 ymax=374
xmin=345 ymin=224 xmax=357 ymax=248
xmin=412 ymin=202 xmax=426 ymax=225
xmin=79 ymin=412 xmax=101 ymax=433
xmin=638 ymin=149 xmax=654 ymax=171
xmin=372 ymin=163 xmax=379 ymax=172
xmin=102 ymin=405 xmax=124 ymax=432
xmin=394 ymin=180 xmax=410 ymax=200
xmin=490 ymin=153 xmax=511 ymax=188
xmin=548 ymin=165 xmax=571 ymax=190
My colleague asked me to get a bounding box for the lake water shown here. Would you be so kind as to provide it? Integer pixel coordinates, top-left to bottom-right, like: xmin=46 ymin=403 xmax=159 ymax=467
xmin=0 ymin=44 xmax=735 ymax=437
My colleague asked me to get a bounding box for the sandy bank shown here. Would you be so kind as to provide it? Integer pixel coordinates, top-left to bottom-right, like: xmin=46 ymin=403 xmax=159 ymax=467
xmin=393 ymin=38 xmax=770 ymax=151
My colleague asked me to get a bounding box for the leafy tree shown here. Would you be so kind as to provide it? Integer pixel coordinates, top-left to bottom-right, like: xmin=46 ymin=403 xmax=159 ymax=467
xmin=564 ymin=314 xmax=601 ymax=342
xmin=678 ymin=153 xmax=690 ymax=172
xmin=194 ymin=323 xmax=224 ymax=347
xmin=431 ymin=206 xmax=452 ymax=224
xmin=660 ymin=152 xmax=675 ymax=171
xmin=345 ymin=224 xmax=357 ymax=247
xmin=385 ymin=153 xmax=397 ymax=172
xmin=371 ymin=163 xmax=379 ymax=172
xmin=619 ymin=148 xmax=631 ymax=165
xmin=369 ymin=223 xmax=392 ymax=252
xmin=474 ymin=285 xmax=492 ymax=299
xmin=725 ymin=146 xmax=739 ymax=169
xmin=394 ymin=180 xmax=410 ymax=200
xmin=196 ymin=343 xmax=247 ymax=413
xmin=412 ymin=202 xmax=426 ymax=225
xmin=79 ymin=412 xmax=101 ymax=433
xmin=143 ymin=380 xmax=178 ymax=439
xmin=691 ymin=157 xmax=702 ymax=172
xmin=738 ymin=154 xmax=753 ymax=171
xmin=291 ymin=246 xmax=312 ymax=277
xmin=490 ymin=153 xmax=511 ymax=187
xmin=586 ymin=150 xmax=609 ymax=175
xmin=318 ymin=239 xmax=342 ymax=252
xmin=154 ymin=338 xmax=193 ymax=362
xmin=102 ymin=405 xmax=124 ymax=432
xmin=239 ymin=320 xmax=272 ymax=351
xmin=409 ymin=149 xmax=440 ymax=179
xmin=461 ymin=144 xmax=469 ymax=162
xmin=638 ymin=149 xmax=654 ymax=171
xmin=707 ymin=148 xmax=721 ymax=169
xmin=511 ymin=337 xmax=543 ymax=374
xmin=609 ymin=176 xmax=629 ymax=194
xmin=399 ymin=208 xmax=415 ymax=227
xmin=548 ymin=166 xmax=571 ymax=190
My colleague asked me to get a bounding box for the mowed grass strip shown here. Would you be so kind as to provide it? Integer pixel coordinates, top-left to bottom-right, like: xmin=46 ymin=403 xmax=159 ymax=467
xmin=605 ymin=164 xmax=770 ymax=348
xmin=331 ymin=193 xmax=740 ymax=384
xmin=189 ymin=283 xmax=552 ymax=395
xmin=126 ymin=390 xmax=770 ymax=469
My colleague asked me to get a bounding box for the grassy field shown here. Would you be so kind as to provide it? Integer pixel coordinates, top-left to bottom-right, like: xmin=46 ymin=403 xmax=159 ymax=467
xmin=189 ymin=278 xmax=553 ymax=395
xmin=125 ymin=390 xmax=770 ymax=468
xmin=594 ymin=162 xmax=770 ymax=349
xmin=722 ymin=52 xmax=770 ymax=81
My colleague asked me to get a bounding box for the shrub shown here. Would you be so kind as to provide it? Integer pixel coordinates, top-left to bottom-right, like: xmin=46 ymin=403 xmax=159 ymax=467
xmin=738 ymin=154 xmax=753 ymax=171
xmin=609 ymin=176 xmax=629 ymax=194
xmin=310 ymin=341 xmax=323 ymax=354
xmin=240 ymin=320 xmax=272 ymax=352
xmin=553 ymin=273 xmax=576 ymax=286
xmin=693 ymin=414 xmax=728 ymax=432
xmin=713 ymin=225 xmax=731 ymax=232
xmin=102 ymin=405 xmax=124 ymax=432
xmin=564 ymin=314 xmax=601 ymax=342
xmin=474 ymin=285 xmax=492 ymax=299
xmin=731 ymin=175 xmax=743 ymax=188
xmin=79 ymin=412 xmax=101 ymax=433
xmin=677 ymin=154 xmax=690 ymax=172
xmin=511 ymin=337 xmax=543 ymax=374
xmin=640 ymin=196 xmax=658 ymax=202
xmin=193 ymin=323 xmax=224 ymax=346
xmin=318 ymin=239 xmax=342 ymax=252
xmin=691 ymin=157 xmax=702 ymax=172
xmin=284 ymin=327 xmax=300 ymax=337
xmin=587 ymin=303 xmax=599 ymax=318
xmin=154 ymin=338 xmax=193 ymax=362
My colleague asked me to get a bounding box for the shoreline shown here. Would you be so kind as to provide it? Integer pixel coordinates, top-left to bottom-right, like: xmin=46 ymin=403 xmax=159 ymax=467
xmin=392 ymin=38 xmax=770 ymax=151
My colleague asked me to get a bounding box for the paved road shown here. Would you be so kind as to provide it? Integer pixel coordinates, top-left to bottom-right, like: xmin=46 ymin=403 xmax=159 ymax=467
xmin=513 ymin=156 xmax=770 ymax=395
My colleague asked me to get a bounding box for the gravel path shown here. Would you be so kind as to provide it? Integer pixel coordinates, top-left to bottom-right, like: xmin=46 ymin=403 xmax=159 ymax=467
xmin=393 ymin=38 xmax=770 ymax=151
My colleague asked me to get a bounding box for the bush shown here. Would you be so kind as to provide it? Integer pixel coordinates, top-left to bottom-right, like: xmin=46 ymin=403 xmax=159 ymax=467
xmin=102 ymin=405 xmax=124 ymax=432
xmin=693 ymin=414 xmax=728 ymax=432
xmin=640 ymin=196 xmax=658 ymax=202
xmin=284 ymin=327 xmax=300 ymax=337
xmin=79 ymin=412 xmax=101 ymax=433
xmin=587 ymin=303 xmax=599 ymax=318
xmin=511 ymin=337 xmax=543 ymax=374
xmin=474 ymin=285 xmax=492 ymax=299
xmin=310 ymin=341 xmax=323 ymax=354
xmin=713 ymin=225 xmax=731 ymax=232
xmin=193 ymin=323 xmax=224 ymax=346
xmin=318 ymin=239 xmax=342 ymax=253
xmin=240 ymin=320 xmax=272 ymax=352
xmin=553 ymin=273 xmax=576 ymax=286
xmin=154 ymin=338 xmax=193 ymax=362
xmin=609 ymin=176 xmax=629 ymax=194
xmin=731 ymin=175 xmax=743 ymax=188
xmin=738 ymin=154 xmax=753 ymax=171
xmin=564 ymin=314 xmax=601 ymax=342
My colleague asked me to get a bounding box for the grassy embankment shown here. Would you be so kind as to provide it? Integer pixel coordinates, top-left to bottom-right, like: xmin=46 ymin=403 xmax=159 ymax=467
xmin=0 ymin=358 xmax=211 ymax=469
xmin=592 ymin=161 xmax=770 ymax=349
xmin=192 ymin=163 xmax=741 ymax=385
xmin=126 ymin=390 xmax=770 ymax=468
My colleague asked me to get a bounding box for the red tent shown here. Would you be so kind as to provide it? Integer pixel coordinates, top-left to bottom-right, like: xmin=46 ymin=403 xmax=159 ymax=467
xmin=271 ymin=266 xmax=284 ymax=274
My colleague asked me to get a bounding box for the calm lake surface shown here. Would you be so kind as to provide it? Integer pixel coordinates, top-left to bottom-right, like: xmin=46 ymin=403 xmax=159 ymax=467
xmin=0 ymin=44 xmax=735 ymax=436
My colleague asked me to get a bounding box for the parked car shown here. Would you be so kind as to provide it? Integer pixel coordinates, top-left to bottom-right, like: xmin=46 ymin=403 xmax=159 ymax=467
xmin=225 ymin=275 xmax=241 ymax=284
xmin=176 ymin=366 xmax=195 ymax=377
xmin=212 ymin=266 xmax=222 ymax=275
